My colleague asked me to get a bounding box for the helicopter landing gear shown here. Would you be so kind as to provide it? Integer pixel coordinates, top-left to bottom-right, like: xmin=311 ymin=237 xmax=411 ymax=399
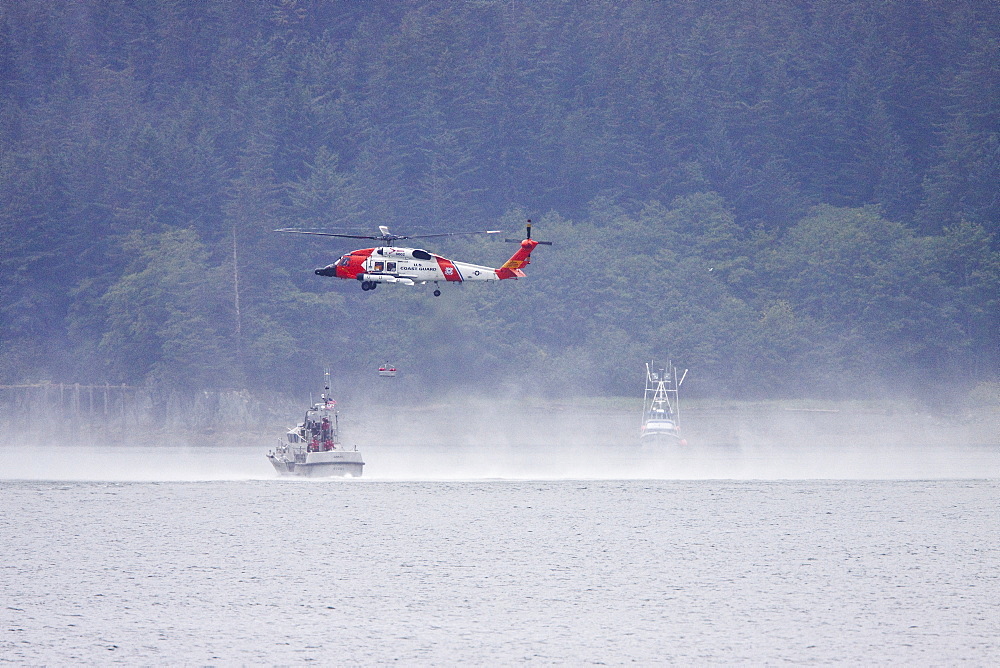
xmin=361 ymin=281 xmax=377 ymax=291
xmin=433 ymin=289 xmax=441 ymax=297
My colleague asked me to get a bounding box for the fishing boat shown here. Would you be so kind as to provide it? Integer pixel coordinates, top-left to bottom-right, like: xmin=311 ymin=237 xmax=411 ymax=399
xmin=267 ymin=373 xmax=364 ymax=477
xmin=640 ymin=361 xmax=688 ymax=446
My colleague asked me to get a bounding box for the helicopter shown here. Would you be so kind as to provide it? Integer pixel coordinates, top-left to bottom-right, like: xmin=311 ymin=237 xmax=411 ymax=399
xmin=275 ymin=221 xmax=551 ymax=296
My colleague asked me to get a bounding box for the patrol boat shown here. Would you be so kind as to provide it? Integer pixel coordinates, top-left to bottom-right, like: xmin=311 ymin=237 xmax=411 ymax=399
xmin=640 ymin=361 xmax=688 ymax=446
xmin=267 ymin=374 xmax=364 ymax=477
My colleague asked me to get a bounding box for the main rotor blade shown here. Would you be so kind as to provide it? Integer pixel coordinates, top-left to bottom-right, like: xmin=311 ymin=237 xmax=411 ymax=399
xmin=399 ymin=230 xmax=503 ymax=240
xmin=275 ymin=228 xmax=503 ymax=241
xmin=274 ymin=228 xmax=380 ymax=240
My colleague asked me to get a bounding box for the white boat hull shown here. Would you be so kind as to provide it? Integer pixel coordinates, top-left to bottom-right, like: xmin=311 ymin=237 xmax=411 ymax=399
xmin=640 ymin=425 xmax=685 ymax=447
xmin=268 ymin=450 xmax=365 ymax=477
xmin=640 ymin=432 xmax=683 ymax=445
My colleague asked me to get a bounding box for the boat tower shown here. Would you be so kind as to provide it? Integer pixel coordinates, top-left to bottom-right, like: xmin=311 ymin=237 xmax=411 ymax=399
xmin=640 ymin=361 xmax=687 ymax=443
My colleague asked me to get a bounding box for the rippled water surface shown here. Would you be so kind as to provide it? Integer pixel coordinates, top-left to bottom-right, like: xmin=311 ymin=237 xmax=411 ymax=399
xmin=2 ymin=446 xmax=998 ymax=664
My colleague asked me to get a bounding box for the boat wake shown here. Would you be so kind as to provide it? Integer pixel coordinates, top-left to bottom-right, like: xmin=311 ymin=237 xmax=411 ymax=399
xmin=2 ymin=440 xmax=996 ymax=483
xmin=0 ymin=445 xmax=274 ymax=482
xmin=359 ymin=442 xmax=998 ymax=481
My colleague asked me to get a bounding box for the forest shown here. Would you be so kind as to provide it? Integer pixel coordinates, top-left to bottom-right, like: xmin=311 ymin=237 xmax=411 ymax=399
xmin=1 ymin=0 xmax=998 ymax=404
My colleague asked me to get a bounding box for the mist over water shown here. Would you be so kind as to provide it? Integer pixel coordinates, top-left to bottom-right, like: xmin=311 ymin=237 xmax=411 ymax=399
xmin=2 ymin=441 xmax=996 ymax=483
xmin=4 ymin=388 xmax=997 ymax=482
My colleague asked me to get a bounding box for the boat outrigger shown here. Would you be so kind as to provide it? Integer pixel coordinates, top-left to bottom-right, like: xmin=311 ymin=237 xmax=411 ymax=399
xmin=267 ymin=373 xmax=364 ymax=477
xmin=640 ymin=361 xmax=688 ymax=446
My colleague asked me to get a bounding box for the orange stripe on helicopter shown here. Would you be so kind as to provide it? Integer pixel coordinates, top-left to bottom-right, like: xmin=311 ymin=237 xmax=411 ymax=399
xmin=434 ymin=255 xmax=463 ymax=281
xmin=339 ymin=248 xmax=374 ymax=279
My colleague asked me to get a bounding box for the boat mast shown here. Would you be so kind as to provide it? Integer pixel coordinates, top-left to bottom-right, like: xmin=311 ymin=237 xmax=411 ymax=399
xmin=322 ymin=368 xmax=339 ymax=440
xmin=674 ymin=366 xmax=687 ymax=428
xmin=643 ymin=360 xmax=686 ymax=428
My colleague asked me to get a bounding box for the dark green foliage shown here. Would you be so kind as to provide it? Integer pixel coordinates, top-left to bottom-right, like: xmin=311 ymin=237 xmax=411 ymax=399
xmin=1 ymin=1 xmax=997 ymax=399
xmin=99 ymin=229 xmax=234 ymax=390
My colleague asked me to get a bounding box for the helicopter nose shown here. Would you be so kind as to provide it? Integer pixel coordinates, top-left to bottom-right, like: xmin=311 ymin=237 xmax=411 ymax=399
xmin=315 ymin=265 xmax=337 ymax=277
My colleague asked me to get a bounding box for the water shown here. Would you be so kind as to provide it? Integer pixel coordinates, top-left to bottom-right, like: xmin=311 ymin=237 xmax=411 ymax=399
xmin=2 ymin=445 xmax=998 ymax=664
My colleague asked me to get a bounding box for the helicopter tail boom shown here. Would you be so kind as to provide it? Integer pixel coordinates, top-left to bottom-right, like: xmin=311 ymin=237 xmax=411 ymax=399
xmin=495 ymin=239 xmax=538 ymax=279
xmin=495 ymin=221 xmax=551 ymax=279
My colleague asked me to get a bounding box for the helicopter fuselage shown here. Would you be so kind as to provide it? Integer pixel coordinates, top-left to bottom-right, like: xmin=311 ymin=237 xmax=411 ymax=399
xmin=316 ymin=239 xmax=540 ymax=287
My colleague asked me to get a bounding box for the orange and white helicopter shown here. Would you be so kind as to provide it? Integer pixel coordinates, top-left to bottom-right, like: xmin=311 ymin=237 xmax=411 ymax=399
xmin=276 ymin=221 xmax=551 ymax=296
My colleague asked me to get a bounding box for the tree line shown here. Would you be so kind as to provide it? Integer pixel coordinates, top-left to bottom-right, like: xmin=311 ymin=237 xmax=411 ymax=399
xmin=1 ymin=0 xmax=997 ymax=401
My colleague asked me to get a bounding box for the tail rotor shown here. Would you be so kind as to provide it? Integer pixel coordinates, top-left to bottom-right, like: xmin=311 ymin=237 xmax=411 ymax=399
xmin=505 ymin=220 xmax=552 ymax=246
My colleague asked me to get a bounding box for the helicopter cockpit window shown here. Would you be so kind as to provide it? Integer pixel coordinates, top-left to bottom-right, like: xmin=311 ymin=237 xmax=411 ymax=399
xmin=336 ymin=257 xmax=351 ymax=267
